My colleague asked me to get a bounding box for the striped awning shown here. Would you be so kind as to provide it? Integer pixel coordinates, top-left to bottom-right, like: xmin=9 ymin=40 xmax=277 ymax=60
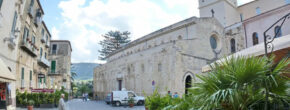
xmin=0 ymin=58 xmax=16 ymax=83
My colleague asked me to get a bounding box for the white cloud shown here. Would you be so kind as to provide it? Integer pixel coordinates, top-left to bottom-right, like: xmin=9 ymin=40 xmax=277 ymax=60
xmin=55 ymin=0 xmax=199 ymax=63
xmin=51 ymin=27 xmax=60 ymax=40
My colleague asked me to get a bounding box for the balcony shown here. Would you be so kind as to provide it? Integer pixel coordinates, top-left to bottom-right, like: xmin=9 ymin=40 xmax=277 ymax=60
xmin=38 ymin=56 xmax=50 ymax=68
xmin=45 ymin=42 xmax=50 ymax=48
xmin=20 ymin=40 xmax=37 ymax=57
xmin=41 ymin=37 xmax=46 ymax=43
xmin=48 ymin=70 xmax=61 ymax=76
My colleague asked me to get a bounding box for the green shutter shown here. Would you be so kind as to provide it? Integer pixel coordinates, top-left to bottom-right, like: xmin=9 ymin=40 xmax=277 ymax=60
xmin=11 ymin=12 xmax=18 ymax=33
xmin=0 ymin=0 xmax=3 ymax=10
xmin=30 ymin=71 xmax=32 ymax=80
xmin=51 ymin=61 xmax=56 ymax=73
xmin=21 ymin=68 xmax=24 ymax=79
xmin=44 ymin=77 xmax=46 ymax=84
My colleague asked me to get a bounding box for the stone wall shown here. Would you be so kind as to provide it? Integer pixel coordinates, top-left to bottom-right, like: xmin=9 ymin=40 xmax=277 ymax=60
xmin=94 ymin=17 xmax=230 ymax=99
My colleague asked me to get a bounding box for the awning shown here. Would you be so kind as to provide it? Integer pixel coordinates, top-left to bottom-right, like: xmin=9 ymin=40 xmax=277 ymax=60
xmin=0 ymin=58 xmax=16 ymax=82
xmin=202 ymin=35 xmax=290 ymax=73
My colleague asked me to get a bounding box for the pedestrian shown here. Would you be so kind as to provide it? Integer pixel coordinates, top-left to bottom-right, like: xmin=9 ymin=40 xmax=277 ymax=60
xmin=58 ymin=94 xmax=66 ymax=110
xmin=85 ymin=93 xmax=88 ymax=101
xmin=173 ymin=92 xmax=178 ymax=98
xmin=82 ymin=93 xmax=85 ymax=101
xmin=167 ymin=91 xmax=172 ymax=97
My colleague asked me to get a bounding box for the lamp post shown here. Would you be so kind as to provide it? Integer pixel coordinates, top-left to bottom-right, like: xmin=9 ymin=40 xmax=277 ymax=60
xmin=263 ymin=12 xmax=290 ymax=110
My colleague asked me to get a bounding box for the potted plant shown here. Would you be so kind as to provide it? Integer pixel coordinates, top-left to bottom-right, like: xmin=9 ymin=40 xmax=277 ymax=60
xmin=128 ymin=97 xmax=134 ymax=108
xmin=27 ymin=100 xmax=34 ymax=110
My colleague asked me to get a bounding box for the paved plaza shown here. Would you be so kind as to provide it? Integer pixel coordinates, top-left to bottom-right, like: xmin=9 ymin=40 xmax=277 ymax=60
xmin=17 ymin=99 xmax=145 ymax=110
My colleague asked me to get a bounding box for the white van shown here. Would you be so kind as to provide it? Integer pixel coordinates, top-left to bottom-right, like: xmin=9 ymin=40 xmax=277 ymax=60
xmin=111 ymin=90 xmax=145 ymax=106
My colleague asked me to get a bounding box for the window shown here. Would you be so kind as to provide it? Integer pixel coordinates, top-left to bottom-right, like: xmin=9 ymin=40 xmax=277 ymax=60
xmin=230 ymin=38 xmax=236 ymax=53
xmin=274 ymin=26 xmax=282 ymax=38
xmin=45 ymin=52 xmax=47 ymax=59
xmin=51 ymin=61 xmax=56 ymax=73
xmin=52 ymin=44 xmax=57 ymax=54
xmin=46 ymin=35 xmax=48 ymax=43
xmin=256 ymin=7 xmax=261 ymax=15
xmin=252 ymin=32 xmax=259 ymax=45
xmin=40 ymin=47 xmax=42 ymax=58
xmin=30 ymin=0 xmax=34 ymax=7
xmin=286 ymin=0 xmax=290 ymax=4
xmin=141 ymin=64 xmax=145 ymax=72
xmin=21 ymin=68 xmax=24 ymax=80
xmin=32 ymin=36 xmax=35 ymax=44
xmin=41 ymin=28 xmax=45 ymax=37
xmin=158 ymin=63 xmax=162 ymax=72
xmin=127 ymin=67 xmax=131 ymax=74
xmin=11 ymin=12 xmax=18 ymax=34
xmin=210 ymin=35 xmax=217 ymax=49
xmin=23 ymin=27 xmax=29 ymax=43
xmin=21 ymin=68 xmax=24 ymax=88
xmin=240 ymin=13 xmax=243 ymax=22
xmin=30 ymin=70 xmax=32 ymax=81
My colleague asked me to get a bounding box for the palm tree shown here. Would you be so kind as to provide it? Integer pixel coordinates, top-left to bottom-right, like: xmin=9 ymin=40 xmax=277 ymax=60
xmin=167 ymin=56 xmax=290 ymax=110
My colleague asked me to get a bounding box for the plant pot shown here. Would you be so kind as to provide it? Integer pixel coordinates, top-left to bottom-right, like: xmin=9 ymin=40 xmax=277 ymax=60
xmin=27 ymin=105 xmax=33 ymax=110
xmin=129 ymin=103 xmax=134 ymax=108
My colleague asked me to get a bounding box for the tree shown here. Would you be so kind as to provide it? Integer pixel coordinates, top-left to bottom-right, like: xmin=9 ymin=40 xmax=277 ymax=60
xmin=98 ymin=31 xmax=131 ymax=60
xmin=165 ymin=56 xmax=290 ymax=110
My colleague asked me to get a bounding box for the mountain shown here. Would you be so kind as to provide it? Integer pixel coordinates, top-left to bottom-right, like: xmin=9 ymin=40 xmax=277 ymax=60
xmin=71 ymin=63 xmax=99 ymax=80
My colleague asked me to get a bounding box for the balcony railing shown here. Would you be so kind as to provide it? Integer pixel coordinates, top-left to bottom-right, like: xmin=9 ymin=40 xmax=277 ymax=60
xmin=20 ymin=40 xmax=37 ymax=57
xmin=45 ymin=42 xmax=50 ymax=48
xmin=38 ymin=56 xmax=50 ymax=68
xmin=48 ymin=70 xmax=61 ymax=76
xmin=41 ymin=37 xmax=46 ymax=43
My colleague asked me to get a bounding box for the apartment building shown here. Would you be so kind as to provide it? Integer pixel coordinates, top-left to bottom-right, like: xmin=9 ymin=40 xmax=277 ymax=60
xmin=15 ymin=0 xmax=51 ymax=92
xmin=48 ymin=40 xmax=72 ymax=93
xmin=0 ymin=0 xmax=24 ymax=109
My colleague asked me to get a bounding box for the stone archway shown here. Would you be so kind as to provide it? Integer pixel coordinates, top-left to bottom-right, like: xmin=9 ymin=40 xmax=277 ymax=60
xmin=185 ymin=75 xmax=192 ymax=95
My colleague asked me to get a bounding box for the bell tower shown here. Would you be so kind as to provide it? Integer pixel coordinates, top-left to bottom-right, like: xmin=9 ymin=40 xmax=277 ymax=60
xmin=198 ymin=0 xmax=240 ymax=27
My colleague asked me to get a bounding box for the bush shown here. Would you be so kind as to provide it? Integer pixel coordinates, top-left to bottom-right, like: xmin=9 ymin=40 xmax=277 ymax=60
xmin=145 ymin=89 xmax=181 ymax=110
xmin=16 ymin=90 xmax=69 ymax=106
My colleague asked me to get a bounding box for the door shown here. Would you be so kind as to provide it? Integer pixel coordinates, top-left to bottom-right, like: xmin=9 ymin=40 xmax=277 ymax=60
xmin=118 ymin=80 xmax=122 ymax=91
xmin=0 ymin=83 xmax=6 ymax=109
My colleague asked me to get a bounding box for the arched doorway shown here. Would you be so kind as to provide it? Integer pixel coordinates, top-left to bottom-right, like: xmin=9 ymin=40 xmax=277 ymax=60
xmin=185 ymin=75 xmax=192 ymax=95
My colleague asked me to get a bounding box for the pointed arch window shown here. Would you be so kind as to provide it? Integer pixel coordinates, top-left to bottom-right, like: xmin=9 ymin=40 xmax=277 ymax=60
xmin=252 ymin=32 xmax=259 ymax=45
xmin=230 ymin=38 xmax=236 ymax=53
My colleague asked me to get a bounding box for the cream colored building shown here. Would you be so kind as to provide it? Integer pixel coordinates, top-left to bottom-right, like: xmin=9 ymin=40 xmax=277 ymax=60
xmin=15 ymin=0 xmax=51 ymax=92
xmin=48 ymin=40 xmax=72 ymax=93
xmin=94 ymin=0 xmax=290 ymax=99
xmin=0 ymin=0 xmax=24 ymax=109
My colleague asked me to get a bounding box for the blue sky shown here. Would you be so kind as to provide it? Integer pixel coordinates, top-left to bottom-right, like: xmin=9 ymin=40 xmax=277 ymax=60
xmin=40 ymin=0 xmax=253 ymax=63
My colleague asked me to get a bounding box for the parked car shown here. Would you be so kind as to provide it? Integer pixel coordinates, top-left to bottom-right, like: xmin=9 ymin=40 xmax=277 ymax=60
xmin=105 ymin=93 xmax=111 ymax=104
xmin=111 ymin=90 xmax=145 ymax=106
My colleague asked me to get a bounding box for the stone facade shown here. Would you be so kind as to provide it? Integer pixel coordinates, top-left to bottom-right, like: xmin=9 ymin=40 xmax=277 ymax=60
xmin=48 ymin=40 xmax=72 ymax=93
xmin=0 ymin=0 xmax=22 ymax=109
xmin=94 ymin=17 xmax=231 ymax=99
xmin=94 ymin=0 xmax=290 ymax=100
xmin=199 ymin=0 xmax=288 ymax=27
xmin=15 ymin=0 xmax=51 ymax=92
